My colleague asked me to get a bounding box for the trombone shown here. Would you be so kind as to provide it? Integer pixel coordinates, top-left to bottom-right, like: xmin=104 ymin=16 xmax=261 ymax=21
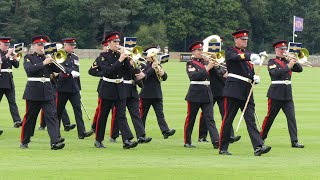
xmin=43 ymin=43 xmax=67 ymax=73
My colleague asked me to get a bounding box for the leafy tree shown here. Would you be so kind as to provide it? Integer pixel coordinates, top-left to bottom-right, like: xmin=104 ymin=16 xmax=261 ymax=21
xmin=135 ymin=21 xmax=168 ymax=49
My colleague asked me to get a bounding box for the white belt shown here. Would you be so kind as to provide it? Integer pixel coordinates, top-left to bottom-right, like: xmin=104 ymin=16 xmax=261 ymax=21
xmin=228 ymin=73 xmax=252 ymax=83
xmin=1 ymin=69 xmax=13 ymax=73
xmin=190 ymin=80 xmax=210 ymax=85
xmin=28 ymin=77 xmax=51 ymax=83
xmin=102 ymin=77 xmax=123 ymax=84
xmin=123 ymin=80 xmax=134 ymax=84
xmin=271 ymin=80 xmax=292 ymax=85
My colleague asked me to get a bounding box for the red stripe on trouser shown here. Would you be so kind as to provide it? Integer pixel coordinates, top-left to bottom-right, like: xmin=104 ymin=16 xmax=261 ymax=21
xmin=93 ymin=98 xmax=101 ymax=124
xmin=219 ymin=97 xmax=228 ymax=150
xmin=184 ymin=101 xmax=191 ymax=144
xmin=56 ymin=91 xmax=58 ymax=107
xmin=95 ymin=98 xmax=103 ymax=140
xmin=109 ymin=106 xmax=117 ymax=137
xmin=139 ymin=98 xmax=143 ymax=118
xmin=198 ymin=112 xmax=203 ymax=138
xmin=260 ymin=98 xmax=272 ymax=137
xmin=20 ymin=101 xmax=28 ymax=143
xmin=40 ymin=109 xmax=44 ymax=125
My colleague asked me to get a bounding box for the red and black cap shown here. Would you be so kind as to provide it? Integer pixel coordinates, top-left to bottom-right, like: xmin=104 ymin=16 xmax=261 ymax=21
xmin=273 ymin=40 xmax=288 ymax=49
xmin=0 ymin=37 xmax=11 ymax=44
xmin=232 ymin=29 xmax=249 ymax=40
xmin=62 ymin=38 xmax=77 ymax=46
xmin=32 ymin=35 xmax=50 ymax=44
xmin=105 ymin=32 xmax=120 ymax=42
xmin=101 ymin=39 xmax=108 ymax=46
xmin=188 ymin=41 xmax=203 ymax=51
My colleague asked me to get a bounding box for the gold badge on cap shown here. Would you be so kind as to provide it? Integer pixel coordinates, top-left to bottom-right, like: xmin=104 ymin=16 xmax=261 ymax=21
xmin=244 ymin=33 xmax=247 ymax=36
xmin=40 ymin=38 xmax=43 ymax=42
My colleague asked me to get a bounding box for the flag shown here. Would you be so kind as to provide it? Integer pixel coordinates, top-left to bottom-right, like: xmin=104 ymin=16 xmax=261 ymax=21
xmin=159 ymin=54 xmax=169 ymax=64
xmin=14 ymin=43 xmax=24 ymax=53
xmin=294 ymin=16 xmax=304 ymax=32
xmin=124 ymin=37 xmax=137 ymax=48
xmin=44 ymin=43 xmax=57 ymax=55
xmin=208 ymin=42 xmax=221 ymax=52
xmin=288 ymin=42 xmax=302 ymax=53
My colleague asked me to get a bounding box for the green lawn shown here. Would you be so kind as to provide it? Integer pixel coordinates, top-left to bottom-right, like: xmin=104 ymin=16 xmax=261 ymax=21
xmin=0 ymin=59 xmax=319 ymax=179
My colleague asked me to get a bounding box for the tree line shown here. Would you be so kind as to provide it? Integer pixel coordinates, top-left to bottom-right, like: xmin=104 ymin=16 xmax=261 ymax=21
xmin=0 ymin=0 xmax=319 ymax=54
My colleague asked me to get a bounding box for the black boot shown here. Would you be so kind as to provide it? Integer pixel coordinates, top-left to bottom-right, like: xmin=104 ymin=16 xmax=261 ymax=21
xmin=123 ymin=140 xmax=138 ymax=149
xmin=163 ymin=129 xmax=176 ymax=139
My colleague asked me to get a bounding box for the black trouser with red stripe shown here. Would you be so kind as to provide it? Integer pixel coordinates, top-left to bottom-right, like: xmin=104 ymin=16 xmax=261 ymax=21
xmin=184 ymin=101 xmax=219 ymax=145
xmin=219 ymin=97 xmax=263 ymax=151
xmin=0 ymin=88 xmax=21 ymax=123
xmin=140 ymin=98 xmax=170 ymax=134
xmin=91 ymin=98 xmax=102 ymax=130
xmin=95 ymin=98 xmax=134 ymax=142
xmin=111 ymin=96 xmax=146 ymax=138
xmin=260 ymin=99 xmax=298 ymax=142
xmin=57 ymin=92 xmax=86 ymax=136
xmin=198 ymin=97 xmax=235 ymax=139
xmin=21 ymin=100 xmax=60 ymax=145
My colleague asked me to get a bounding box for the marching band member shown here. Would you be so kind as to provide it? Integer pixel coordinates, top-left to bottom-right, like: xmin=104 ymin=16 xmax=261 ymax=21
xmin=20 ymin=35 xmax=66 ymax=149
xmin=88 ymin=39 xmax=117 ymax=142
xmin=0 ymin=37 xmax=22 ymax=128
xmin=219 ymin=29 xmax=271 ymax=156
xmin=260 ymin=40 xmax=304 ymax=148
xmin=184 ymin=41 xmax=219 ymax=148
xmin=198 ymin=37 xmax=241 ymax=144
xmin=56 ymin=38 xmax=93 ymax=139
xmin=139 ymin=47 xmax=175 ymax=139
xmin=94 ymin=32 xmax=138 ymax=149
xmin=109 ymin=46 xmax=152 ymax=144
xmin=88 ymin=39 xmax=110 ymax=132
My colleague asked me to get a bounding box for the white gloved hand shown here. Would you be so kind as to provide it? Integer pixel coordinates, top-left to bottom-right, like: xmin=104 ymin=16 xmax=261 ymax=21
xmin=71 ymin=71 xmax=80 ymax=78
xmin=250 ymin=54 xmax=261 ymax=65
xmin=254 ymin=75 xmax=260 ymax=84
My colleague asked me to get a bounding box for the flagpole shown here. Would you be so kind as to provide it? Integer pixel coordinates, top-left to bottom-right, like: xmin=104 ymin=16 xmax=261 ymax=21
xmin=293 ymin=16 xmax=296 ymax=42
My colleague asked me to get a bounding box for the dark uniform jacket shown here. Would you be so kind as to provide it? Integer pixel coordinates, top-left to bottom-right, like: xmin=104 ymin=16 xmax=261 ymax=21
xmin=98 ymin=50 xmax=130 ymax=100
xmin=23 ymin=53 xmax=70 ymax=101
xmin=140 ymin=62 xmax=167 ymax=99
xmin=0 ymin=50 xmax=19 ymax=89
xmin=185 ymin=58 xmax=212 ymax=103
xmin=56 ymin=52 xmax=81 ymax=93
xmin=88 ymin=52 xmax=109 ymax=92
xmin=267 ymin=57 xmax=303 ymax=100
xmin=209 ymin=66 xmax=226 ymax=98
xmin=223 ymin=46 xmax=255 ymax=102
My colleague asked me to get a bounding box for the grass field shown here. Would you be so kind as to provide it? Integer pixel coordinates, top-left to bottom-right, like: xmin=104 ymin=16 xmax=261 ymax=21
xmin=0 ymin=59 xmax=319 ymax=179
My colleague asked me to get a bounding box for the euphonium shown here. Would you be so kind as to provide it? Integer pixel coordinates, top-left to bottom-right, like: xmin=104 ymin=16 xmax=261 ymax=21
xmin=148 ymin=50 xmax=163 ymax=82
